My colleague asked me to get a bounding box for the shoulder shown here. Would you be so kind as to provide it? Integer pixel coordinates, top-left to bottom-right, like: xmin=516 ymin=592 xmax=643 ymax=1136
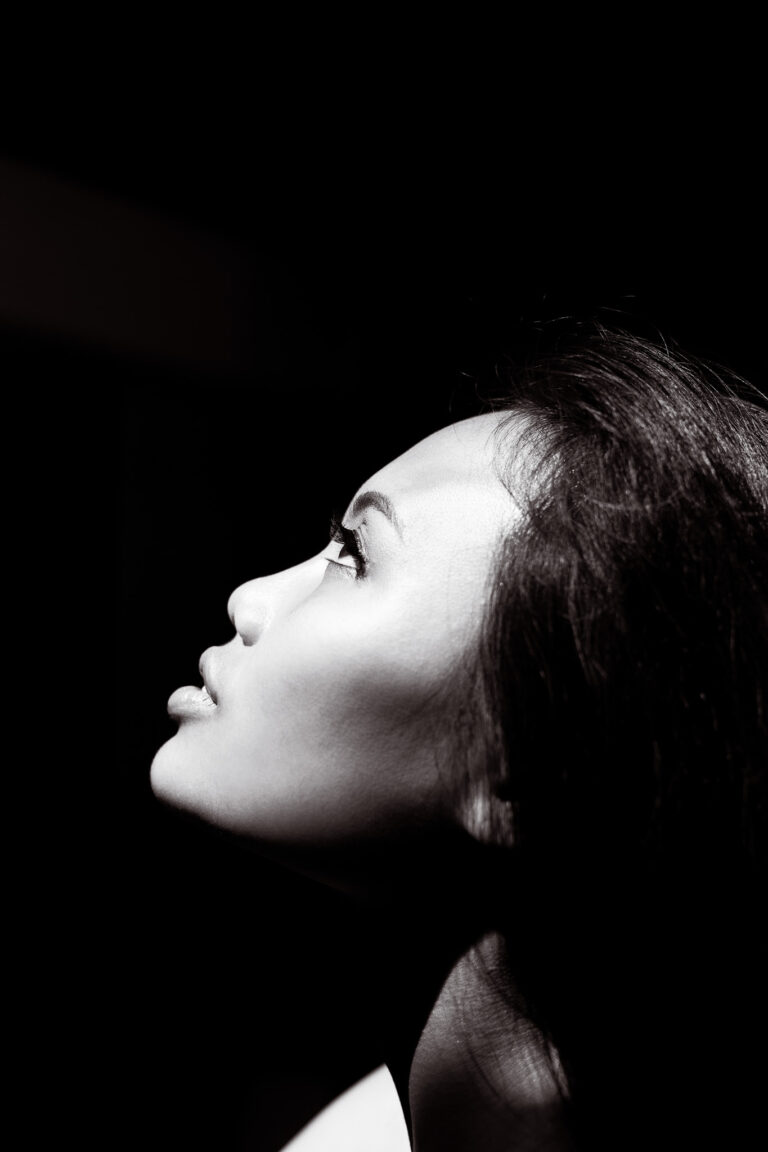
xmin=279 ymin=1064 xmax=410 ymax=1152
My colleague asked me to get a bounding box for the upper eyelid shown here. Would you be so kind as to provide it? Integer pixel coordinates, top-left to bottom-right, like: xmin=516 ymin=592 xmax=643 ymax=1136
xmin=348 ymin=524 xmax=368 ymax=561
xmin=329 ymin=515 xmax=368 ymax=561
xmin=323 ymin=536 xmax=358 ymax=572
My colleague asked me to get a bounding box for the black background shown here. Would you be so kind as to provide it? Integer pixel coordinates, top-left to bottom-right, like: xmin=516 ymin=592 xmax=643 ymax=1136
xmin=4 ymin=104 xmax=765 ymax=1150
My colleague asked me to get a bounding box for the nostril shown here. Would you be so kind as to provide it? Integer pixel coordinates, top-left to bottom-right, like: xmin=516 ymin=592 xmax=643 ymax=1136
xmin=237 ymin=613 xmax=263 ymax=646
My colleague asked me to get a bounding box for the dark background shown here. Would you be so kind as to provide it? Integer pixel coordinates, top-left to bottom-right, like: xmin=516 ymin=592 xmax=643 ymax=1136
xmin=3 ymin=119 xmax=765 ymax=1150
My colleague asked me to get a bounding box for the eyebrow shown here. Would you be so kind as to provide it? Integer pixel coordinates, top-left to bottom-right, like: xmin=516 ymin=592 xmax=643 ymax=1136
xmin=349 ymin=490 xmax=404 ymax=539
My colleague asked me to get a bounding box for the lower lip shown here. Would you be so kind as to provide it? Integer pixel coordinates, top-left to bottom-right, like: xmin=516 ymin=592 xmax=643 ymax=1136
xmin=167 ymin=685 xmax=217 ymax=721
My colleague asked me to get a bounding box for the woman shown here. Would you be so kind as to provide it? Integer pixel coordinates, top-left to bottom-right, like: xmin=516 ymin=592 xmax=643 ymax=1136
xmin=152 ymin=325 xmax=767 ymax=1151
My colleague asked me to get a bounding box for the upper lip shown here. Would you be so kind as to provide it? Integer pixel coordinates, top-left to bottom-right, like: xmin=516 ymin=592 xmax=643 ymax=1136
xmin=199 ymin=649 xmax=219 ymax=704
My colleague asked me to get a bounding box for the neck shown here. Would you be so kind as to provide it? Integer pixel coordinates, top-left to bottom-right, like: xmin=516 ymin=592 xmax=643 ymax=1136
xmin=361 ymin=896 xmax=573 ymax=1152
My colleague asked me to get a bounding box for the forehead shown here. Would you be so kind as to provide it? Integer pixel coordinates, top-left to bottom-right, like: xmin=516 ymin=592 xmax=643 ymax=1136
xmin=359 ymin=412 xmax=521 ymax=540
xmin=364 ymin=412 xmax=510 ymax=497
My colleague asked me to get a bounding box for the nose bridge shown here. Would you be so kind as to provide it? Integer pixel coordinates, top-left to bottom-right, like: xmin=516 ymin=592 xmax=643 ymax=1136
xmin=228 ymin=554 xmax=324 ymax=645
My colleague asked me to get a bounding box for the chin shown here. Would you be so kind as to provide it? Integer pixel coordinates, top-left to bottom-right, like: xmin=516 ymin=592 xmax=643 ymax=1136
xmin=150 ymin=738 xmax=206 ymax=817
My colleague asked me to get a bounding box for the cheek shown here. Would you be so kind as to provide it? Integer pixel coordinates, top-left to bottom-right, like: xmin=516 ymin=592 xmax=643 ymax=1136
xmin=211 ymin=599 xmax=455 ymax=837
xmin=262 ymin=591 xmax=454 ymax=725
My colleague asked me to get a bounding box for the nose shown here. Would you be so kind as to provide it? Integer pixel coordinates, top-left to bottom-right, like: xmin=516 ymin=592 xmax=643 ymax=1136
xmin=227 ymin=554 xmax=326 ymax=645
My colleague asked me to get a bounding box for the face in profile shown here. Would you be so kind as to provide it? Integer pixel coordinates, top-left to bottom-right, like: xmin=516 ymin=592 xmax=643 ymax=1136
xmin=151 ymin=412 xmax=520 ymax=890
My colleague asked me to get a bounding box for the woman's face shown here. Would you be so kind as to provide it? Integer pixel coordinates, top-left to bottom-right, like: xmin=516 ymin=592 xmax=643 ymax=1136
xmin=151 ymin=412 xmax=520 ymax=891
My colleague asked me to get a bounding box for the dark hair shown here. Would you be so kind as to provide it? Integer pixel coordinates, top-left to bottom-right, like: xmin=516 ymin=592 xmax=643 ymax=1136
xmin=467 ymin=326 xmax=767 ymax=1149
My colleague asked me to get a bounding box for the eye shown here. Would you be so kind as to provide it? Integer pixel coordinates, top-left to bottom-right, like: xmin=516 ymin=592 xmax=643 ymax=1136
xmin=325 ymin=514 xmax=369 ymax=580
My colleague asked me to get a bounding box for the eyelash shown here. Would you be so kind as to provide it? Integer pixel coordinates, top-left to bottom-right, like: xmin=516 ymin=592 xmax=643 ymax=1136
xmin=328 ymin=513 xmax=368 ymax=580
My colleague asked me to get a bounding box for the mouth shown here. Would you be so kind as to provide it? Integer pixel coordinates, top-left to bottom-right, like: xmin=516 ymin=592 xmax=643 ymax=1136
xmin=165 ymin=648 xmax=221 ymax=722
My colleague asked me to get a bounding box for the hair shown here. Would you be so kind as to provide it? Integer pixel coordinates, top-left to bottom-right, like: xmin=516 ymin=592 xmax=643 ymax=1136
xmin=462 ymin=324 xmax=768 ymax=1149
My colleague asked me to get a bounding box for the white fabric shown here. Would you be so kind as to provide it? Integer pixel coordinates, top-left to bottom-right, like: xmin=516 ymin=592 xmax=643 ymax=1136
xmin=279 ymin=1064 xmax=411 ymax=1152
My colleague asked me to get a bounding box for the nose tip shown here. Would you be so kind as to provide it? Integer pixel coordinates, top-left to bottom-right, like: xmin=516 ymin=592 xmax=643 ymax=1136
xmin=227 ymin=582 xmax=265 ymax=646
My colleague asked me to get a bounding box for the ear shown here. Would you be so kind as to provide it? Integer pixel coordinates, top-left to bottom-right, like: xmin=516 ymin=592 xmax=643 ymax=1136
xmin=458 ymin=780 xmax=516 ymax=848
